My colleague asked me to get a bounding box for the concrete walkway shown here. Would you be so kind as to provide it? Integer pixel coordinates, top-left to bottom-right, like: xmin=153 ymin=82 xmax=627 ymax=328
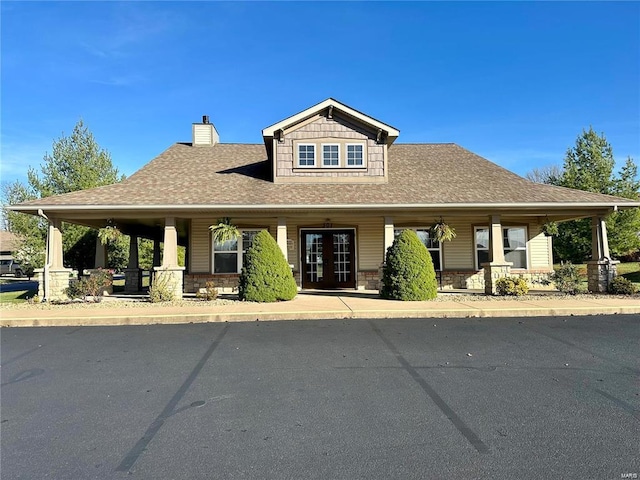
xmin=1 ymin=290 xmax=639 ymax=327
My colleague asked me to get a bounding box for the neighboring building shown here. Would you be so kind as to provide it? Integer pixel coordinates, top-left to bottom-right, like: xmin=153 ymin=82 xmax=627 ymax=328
xmin=9 ymin=99 xmax=640 ymax=300
xmin=0 ymin=230 xmax=20 ymax=258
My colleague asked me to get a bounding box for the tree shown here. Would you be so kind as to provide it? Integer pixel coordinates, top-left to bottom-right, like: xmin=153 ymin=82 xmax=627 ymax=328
xmin=525 ymin=165 xmax=563 ymax=185
xmin=607 ymin=157 xmax=640 ymax=257
xmin=380 ymin=229 xmax=438 ymax=301
xmin=238 ymin=230 xmax=297 ymax=302
xmin=2 ymin=180 xmax=46 ymax=269
xmin=2 ymin=119 xmax=126 ymax=274
xmin=550 ymin=128 xmax=640 ymax=262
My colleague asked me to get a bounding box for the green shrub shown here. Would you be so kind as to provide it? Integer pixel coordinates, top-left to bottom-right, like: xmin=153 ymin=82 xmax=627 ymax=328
xmin=381 ymin=229 xmax=438 ymax=301
xmin=549 ymin=262 xmax=585 ymax=295
xmin=608 ymin=276 xmax=636 ymax=295
xmin=196 ymin=280 xmax=218 ymax=301
xmin=148 ymin=272 xmax=176 ymax=303
xmin=238 ymin=230 xmax=297 ymax=302
xmin=495 ymin=276 xmax=529 ymax=296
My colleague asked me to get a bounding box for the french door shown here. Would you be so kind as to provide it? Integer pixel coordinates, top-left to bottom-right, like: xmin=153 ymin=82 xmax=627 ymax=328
xmin=302 ymin=230 xmax=355 ymax=289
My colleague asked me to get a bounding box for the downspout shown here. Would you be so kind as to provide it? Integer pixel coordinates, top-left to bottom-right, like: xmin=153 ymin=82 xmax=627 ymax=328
xmin=37 ymin=209 xmax=51 ymax=302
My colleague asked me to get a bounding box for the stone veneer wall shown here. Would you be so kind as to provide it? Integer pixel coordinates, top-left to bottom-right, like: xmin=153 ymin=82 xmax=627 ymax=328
xmin=440 ymin=270 xmax=554 ymax=291
xmin=34 ymin=268 xmax=72 ymax=301
xmin=185 ymin=269 xmax=555 ymax=294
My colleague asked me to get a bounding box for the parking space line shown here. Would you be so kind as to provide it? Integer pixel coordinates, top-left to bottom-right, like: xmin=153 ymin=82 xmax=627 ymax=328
xmin=368 ymin=320 xmax=489 ymax=454
xmin=116 ymin=323 xmax=230 ymax=472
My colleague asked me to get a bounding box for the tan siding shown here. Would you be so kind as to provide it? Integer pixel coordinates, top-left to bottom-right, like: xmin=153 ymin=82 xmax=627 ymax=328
xmin=443 ymin=219 xmax=475 ymax=269
xmin=528 ymin=222 xmax=552 ymax=269
xmin=357 ymin=218 xmax=384 ymax=270
xmin=190 ymin=219 xmax=211 ymax=273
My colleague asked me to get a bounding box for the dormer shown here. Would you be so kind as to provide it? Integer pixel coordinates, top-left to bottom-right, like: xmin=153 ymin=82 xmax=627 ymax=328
xmin=262 ymin=99 xmax=399 ymax=184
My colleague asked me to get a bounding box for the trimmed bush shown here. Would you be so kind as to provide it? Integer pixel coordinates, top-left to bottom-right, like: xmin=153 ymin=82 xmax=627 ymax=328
xmin=608 ymin=276 xmax=636 ymax=295
xmin=495 ymin=276 xmax=529 ymax=296
xmin=381 ymin=229 xmax=438 ymax=301
xmin=239 ymin=230 xmax=297 ymax=302
xmin=549 ymin=262 xmax=585 ymax=295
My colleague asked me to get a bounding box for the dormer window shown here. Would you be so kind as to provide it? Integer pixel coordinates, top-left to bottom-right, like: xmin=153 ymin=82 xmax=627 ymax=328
xmin=298 ymin=144 xmax=315 ymax=167
xmin=346 ymin=144 xmax=363 ymax=167
xmin=322 ymin=144 xmax=340 ymax=167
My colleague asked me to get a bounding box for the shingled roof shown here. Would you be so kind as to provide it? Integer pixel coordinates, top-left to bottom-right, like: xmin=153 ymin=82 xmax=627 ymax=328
xmin=13 ymin=142 xmax=638 ymax=210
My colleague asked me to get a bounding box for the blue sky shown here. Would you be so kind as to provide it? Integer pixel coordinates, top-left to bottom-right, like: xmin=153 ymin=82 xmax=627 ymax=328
xmin=2 ymin=1 xmax=639 ymax=186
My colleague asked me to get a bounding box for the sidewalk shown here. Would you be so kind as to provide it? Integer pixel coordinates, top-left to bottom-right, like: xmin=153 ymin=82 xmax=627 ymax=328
xmin=2 ymin=290 xmax=639 ymax=327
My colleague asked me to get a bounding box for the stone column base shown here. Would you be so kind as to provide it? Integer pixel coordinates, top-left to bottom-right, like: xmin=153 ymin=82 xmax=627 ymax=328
xmin=124 ymin=268 xmax=143 ymax=293
xmin=482 ymin=262 xmax=512 ymax=295
xmin=587 ymin=260 xmax=619 ymax=293
xmin=34 ymin=268 xmax=73 ymax=301
xmin=153 ymin=267 xmax=185 ymax=300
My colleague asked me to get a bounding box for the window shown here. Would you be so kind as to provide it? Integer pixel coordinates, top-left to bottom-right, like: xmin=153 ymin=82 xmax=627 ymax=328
xmin=346 ymin=144 xmax=364 ymax=167
xmin=212 ymin=230 xmax=261 ymax=273
xmin=394 ymin=228 xmax=442 ymax=271
xmin=322 ymin=144 xmax=340 ymax=167
xmin=503 ymin=227 xmax=527 ymax=268
xmin=298 ymin=144 xmax=315 ymax=167
xmin=475 ymin=226 xmax=527 ymax=269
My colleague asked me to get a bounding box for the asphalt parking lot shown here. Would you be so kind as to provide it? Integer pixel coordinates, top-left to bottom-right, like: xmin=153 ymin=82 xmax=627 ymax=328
xmin=1 ymin=315 xmax=638 ymax=479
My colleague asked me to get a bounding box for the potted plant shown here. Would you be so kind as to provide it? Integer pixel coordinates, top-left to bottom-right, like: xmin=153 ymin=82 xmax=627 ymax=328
xmin=430 ymin=217 xmax=456 ymax=243
xmin=209 ymin=217 xmax=240 ymax=244
xmin=541 ymin=221 xmax=559 ymax=237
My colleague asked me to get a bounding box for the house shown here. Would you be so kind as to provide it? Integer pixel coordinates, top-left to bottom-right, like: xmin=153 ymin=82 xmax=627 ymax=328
xmin=9 ymin=99 xmax=640 ymax=300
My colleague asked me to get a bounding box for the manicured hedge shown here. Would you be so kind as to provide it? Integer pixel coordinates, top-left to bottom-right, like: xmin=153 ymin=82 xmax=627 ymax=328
xmin=380 ymin=229 xmax=438 ymax=301
xmin=238 ymin=230 xmax=297 ymax=302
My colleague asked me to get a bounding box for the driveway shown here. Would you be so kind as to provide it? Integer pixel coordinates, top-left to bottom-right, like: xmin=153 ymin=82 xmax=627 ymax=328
xmin=1 ymin=315 xmax=638 ymax=479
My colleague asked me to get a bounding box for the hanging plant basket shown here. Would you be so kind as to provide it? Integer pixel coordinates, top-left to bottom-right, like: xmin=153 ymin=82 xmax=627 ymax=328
xmin=541 ymin=221 xmax=559 ymax=237
xmin=209 ymin=217 xmax=240 ymax=244
xmin=97 ymin=225 xmax=122 ymax=245
xmin=430 ymin=217 xmax=457 ymax=243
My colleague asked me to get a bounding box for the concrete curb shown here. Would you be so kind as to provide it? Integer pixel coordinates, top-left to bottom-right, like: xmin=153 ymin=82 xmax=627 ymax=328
xmin=2 ymin=305 xmax=639 ymax=327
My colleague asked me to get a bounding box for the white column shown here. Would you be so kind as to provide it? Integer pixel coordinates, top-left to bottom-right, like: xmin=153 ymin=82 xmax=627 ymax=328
xmin=162 ymin=217 xmax=179 ymax=267
xmin=48 ymin=218 xmax=64 ymax=269
xmin=488 ymin=215 xmax=506 ymax=264
xmin=277 ymin=217 xmax=288 ymax=261
xmin=384 ymin=216 xmax=395 ymax=259
xmin=94 ymin=235 xmax=106 ymax=268
xmin=591 ymin=216 xmax=610 ymax=260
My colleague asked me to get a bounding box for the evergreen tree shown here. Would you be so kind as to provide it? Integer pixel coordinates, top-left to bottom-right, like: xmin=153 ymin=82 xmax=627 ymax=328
xmin=380 ymin=230 xmax=438 ymax=301
xmin=2 ymin=120 xmax=126 ymax=273
xmin=550 ymin=128 xmax=640 ymax=262
xmin=238 ymin=230 xmax=297 ymax=302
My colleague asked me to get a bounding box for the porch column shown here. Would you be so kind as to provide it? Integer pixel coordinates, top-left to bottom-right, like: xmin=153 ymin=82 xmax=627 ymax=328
xmin=154 ymin=217 xmax=184 ymax=299
xmin=383 ymin=217 xmax=395 ymax=258
xmin=36 ymin=217 xmax=71 ymax=301
xmin=94 ymin=236 xmax=106 ymax=268
xmin=125 ymin=234 xmax=142 ymax=293
xmin=587 ymin=216 xmax=618 ymax=292
xmin=380 ymin=216 xmax=395 ymax=291
xmin=277 ymin=217 xmax=288 ymax=262
xmin=87 ymin=235 xmax=112 ymax=295
xmin=153 ymin=238 xmax=162 ymax=267
xmin=483 ymin=214 xmax=512 ymax=295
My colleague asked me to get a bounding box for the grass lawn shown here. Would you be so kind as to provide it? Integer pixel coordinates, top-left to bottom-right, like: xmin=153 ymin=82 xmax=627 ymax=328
xmin=554 ymin=262 xmax=640 ymax=286
xmin=0 ymin=288 xmax=38 ymax=304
